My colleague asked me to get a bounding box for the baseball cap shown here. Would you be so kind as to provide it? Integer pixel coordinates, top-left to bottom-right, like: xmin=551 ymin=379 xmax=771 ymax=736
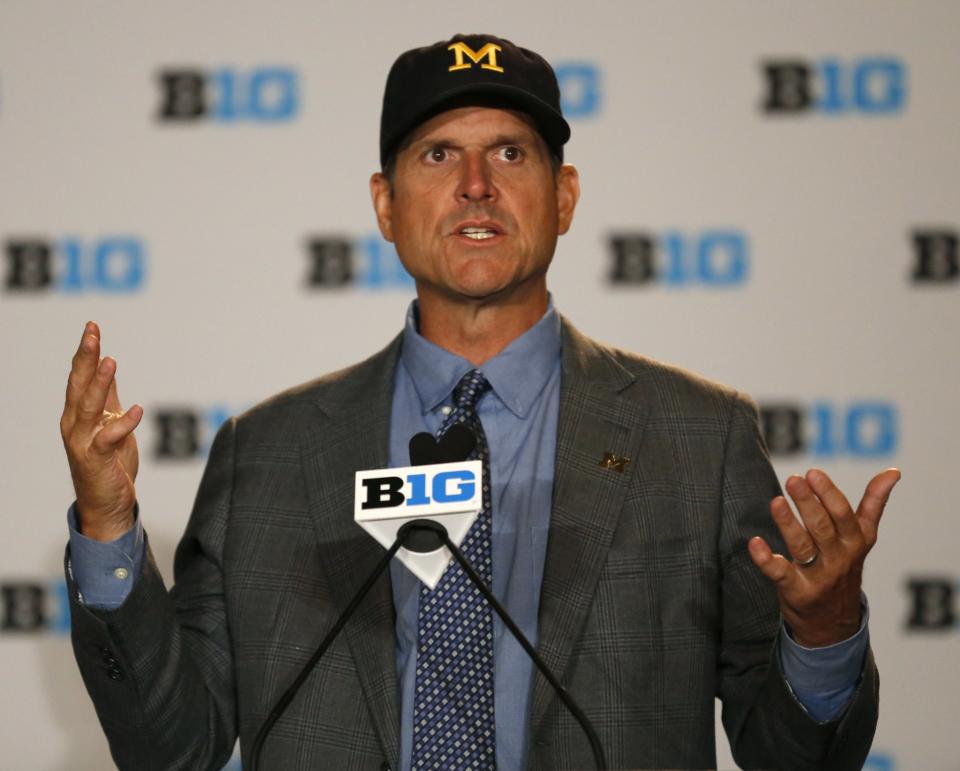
xmin=379 ymin=33 xmax=571 ymax=168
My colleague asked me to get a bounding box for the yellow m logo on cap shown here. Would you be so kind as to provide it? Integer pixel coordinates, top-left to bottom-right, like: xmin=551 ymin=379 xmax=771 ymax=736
xmin=447 ymin=42 xmax=504 ymax=73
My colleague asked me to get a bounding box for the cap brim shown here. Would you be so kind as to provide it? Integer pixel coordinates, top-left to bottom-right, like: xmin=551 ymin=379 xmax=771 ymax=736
xmin=382 ymin=82 xmax=570 ymax=166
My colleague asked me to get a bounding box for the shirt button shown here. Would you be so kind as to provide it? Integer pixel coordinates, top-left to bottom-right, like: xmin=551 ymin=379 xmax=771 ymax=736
xmin=441 ymin=405 xmax=453 ymax=416
xmin=113 ymin=567 xmax=129 ymax=580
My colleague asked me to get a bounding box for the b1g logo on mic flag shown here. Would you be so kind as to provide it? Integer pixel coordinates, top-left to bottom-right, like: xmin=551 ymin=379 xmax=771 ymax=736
xmin=355 ymin=461 xmax=482 ymax=588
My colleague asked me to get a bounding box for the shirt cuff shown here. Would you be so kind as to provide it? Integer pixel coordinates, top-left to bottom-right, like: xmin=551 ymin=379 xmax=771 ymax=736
xmin=66 ymin=503 xmax=144 ymax=609
xmin=779 ymin=594 xmax=870 ymax=723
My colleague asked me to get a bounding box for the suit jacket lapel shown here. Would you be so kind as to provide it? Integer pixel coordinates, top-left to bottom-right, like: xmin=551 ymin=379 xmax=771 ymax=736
xmin=532 ymin=318 xmax=650 ymax=734
xmin=300 ymin=334 xmax=403 ymax=766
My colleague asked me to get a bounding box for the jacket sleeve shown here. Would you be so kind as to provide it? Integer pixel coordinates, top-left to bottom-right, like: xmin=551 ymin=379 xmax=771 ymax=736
xmin=67 ymin=418 xmax=239 ymax=771
xmin=717 ymin=394 xmax=879 ymax=770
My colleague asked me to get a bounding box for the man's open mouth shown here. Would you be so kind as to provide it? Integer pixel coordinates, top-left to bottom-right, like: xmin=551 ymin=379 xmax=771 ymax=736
xmin=459 ymin=226 xmax=499 ymax=240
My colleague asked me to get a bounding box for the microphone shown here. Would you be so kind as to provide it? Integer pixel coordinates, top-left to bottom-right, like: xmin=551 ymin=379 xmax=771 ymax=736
xmin=409 ymin=423 xmax=475 ymax=466
xmin=354 ymin=425 xmax=482 ymax=589
xmin=250 ymin=431 xmax=607 ymax=770
xmin=250 ymin=431 xmax=481 ymax=769
xmin=249 ymin=531 xmax=404 ymax=771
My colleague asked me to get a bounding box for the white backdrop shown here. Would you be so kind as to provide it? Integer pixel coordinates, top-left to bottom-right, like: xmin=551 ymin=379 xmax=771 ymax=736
xmin=1 ymin=2 xmax=958 ymax=769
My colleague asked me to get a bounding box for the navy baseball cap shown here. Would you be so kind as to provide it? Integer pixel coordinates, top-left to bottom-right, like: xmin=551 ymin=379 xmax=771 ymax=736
xmin=379 ymin=33 xmax=571 ymax=168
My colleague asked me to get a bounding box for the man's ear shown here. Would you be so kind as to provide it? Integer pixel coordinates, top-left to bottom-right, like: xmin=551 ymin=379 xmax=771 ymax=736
xmin=369 ymin=172 xmax=394 ymax=242
xmin=555 ymin=164 xmax=580 ymax=236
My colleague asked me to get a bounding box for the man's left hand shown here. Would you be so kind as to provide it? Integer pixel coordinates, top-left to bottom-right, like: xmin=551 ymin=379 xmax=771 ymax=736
xmin=748 ymin=468 xmax=901 ymax=648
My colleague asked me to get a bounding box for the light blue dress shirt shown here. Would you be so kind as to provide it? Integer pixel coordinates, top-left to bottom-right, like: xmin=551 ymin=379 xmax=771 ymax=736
xmin=388 ymin=302 xmax=561 ymax=770
xmin=68 ymin=299 xmax=869 ymax=769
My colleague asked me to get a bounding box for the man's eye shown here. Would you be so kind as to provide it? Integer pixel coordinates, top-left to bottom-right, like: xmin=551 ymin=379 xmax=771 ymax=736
xmin=426 ymin=147 xmax=448 ymax=163
xmin=497 ymin=146 xmax=523 ymax=162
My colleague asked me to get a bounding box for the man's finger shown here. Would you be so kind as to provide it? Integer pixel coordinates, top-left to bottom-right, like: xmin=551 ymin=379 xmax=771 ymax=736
xmin=75 ymin=356 xmax=116 ymax=429
xmin=857 ymin=468 xmax=901 ymax=545
xmin=91 ymin=405 xmax=143 ymax=454
xmin=105 ymin=374 xmax=123 ymax=413
xmin=65 ymin=322 xmax=101 ymax=409
xmin=769 ymin=496 xmax=818 ymax=565
xmin=806 ymin=469 xmax=860 ymax=542
xmin=786 ymin=474 xmax=838 ymax=550
xmin=748 ymin=536 xmax=796 ymax=588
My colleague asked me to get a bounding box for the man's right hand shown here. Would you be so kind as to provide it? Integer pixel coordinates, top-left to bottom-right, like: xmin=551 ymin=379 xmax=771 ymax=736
xmin=60 ymin=322 xmax=143 ymax=542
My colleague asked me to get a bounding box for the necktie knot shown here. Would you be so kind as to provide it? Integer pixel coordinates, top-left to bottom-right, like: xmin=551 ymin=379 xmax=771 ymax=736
xmin=452 ymin=369 xmax=490 ymax=411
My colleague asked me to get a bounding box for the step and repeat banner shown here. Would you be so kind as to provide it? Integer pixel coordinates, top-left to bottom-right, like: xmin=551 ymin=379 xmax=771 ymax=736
xmin=1 ymin=2 xmax=957 ymax=769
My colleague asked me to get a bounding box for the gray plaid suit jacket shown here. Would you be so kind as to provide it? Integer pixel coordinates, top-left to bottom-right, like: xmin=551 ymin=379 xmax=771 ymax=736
xmin=68 ymin=318 xmax=879 ymax=770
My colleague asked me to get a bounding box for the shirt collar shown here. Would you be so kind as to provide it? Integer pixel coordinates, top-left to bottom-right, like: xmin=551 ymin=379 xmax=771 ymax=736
xmin=400 ymin=296 xmax=562 ymax=419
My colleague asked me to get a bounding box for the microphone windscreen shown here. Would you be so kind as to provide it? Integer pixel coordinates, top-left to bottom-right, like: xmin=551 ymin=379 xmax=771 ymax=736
xmin=409 ymin=432 xmax=437 ymax=466
xmin=408 ymin=424 xmax=476 ymax=465
xmin=440 ymin=423 xmax=475 ymax=461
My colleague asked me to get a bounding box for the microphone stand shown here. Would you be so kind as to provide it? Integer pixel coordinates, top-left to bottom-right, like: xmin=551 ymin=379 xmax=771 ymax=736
xmin=249 ymin=519 xmax=607 ymax=771
xmin=248 ymin=538 xmax=403 ymax=770
xmin=403 ymin=519 xmax=607 ymax=771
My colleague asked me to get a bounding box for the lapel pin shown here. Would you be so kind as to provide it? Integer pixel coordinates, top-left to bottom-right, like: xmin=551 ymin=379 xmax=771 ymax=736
xmin=599 ymin=452 xmax=630 ymax=473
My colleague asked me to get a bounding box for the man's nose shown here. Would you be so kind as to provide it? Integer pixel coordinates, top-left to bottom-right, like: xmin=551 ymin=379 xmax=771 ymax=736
xmin=456 ymin=153 xmax=496 ymax=202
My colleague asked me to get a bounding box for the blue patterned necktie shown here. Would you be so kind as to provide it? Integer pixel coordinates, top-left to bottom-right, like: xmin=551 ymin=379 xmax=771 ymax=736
xmin=411 ymin=369 xmax=496 ymax=770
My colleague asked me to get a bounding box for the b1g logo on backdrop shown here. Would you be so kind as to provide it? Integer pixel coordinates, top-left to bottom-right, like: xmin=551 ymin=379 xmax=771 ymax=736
xmin=156 ymin=67 xmax=299 ymax=123
xmin=0 ymin=580 xmax=69 ymax=636
xmin=905 ymin=576 xmax=959 ymax=631
xmin=761 ymin=57 xmax=906 ymax=115
xmin=306 ymin=234 xmax=414 ymax=290
xmin=911 ymin=229 xmax=958 ymax=284
xmin=152 ymin=404 xmax=244 ymax=460
xmin=864 ymin=753 xmax=895 ymax=771
xmin=555 ymin=62 xmax=601 ymax=119
xmin=4 ymin=237 xmax=147 ymax=294
xmin=608 ymin=230 xmax=749 ymax=288
xmin=759 ymin=401 xmax=898 ymax=458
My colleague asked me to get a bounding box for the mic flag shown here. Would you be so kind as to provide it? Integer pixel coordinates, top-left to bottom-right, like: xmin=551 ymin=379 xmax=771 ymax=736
xmin=354 ymin=459 xmax=482 ymax=589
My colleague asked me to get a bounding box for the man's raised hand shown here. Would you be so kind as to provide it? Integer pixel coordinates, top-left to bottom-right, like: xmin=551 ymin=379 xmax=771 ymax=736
xmin=748 ymin=468 xmax=900 ymax=647
xmin=60 ymin=322 xmax=143 ymax=542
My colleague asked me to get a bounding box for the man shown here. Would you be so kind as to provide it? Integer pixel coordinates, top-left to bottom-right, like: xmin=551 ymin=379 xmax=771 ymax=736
xmin=61 ymin=34 xmax=898 ymax=770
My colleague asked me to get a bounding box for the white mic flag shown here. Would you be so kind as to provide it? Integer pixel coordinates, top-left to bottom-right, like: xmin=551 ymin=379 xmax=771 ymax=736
xmin=354 ymin=460 xmax=482 ymax=589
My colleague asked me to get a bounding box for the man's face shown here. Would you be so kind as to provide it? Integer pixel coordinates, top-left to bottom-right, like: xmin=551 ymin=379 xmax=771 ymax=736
xmin=370 ymin=106 xmax=579 ymax=308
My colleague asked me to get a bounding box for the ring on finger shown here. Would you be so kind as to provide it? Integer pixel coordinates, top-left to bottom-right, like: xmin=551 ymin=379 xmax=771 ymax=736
xmin=797 ymin=552 xmax=819 ymax=568
xmin=98 ymin=410 xmax=123 ymax=426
